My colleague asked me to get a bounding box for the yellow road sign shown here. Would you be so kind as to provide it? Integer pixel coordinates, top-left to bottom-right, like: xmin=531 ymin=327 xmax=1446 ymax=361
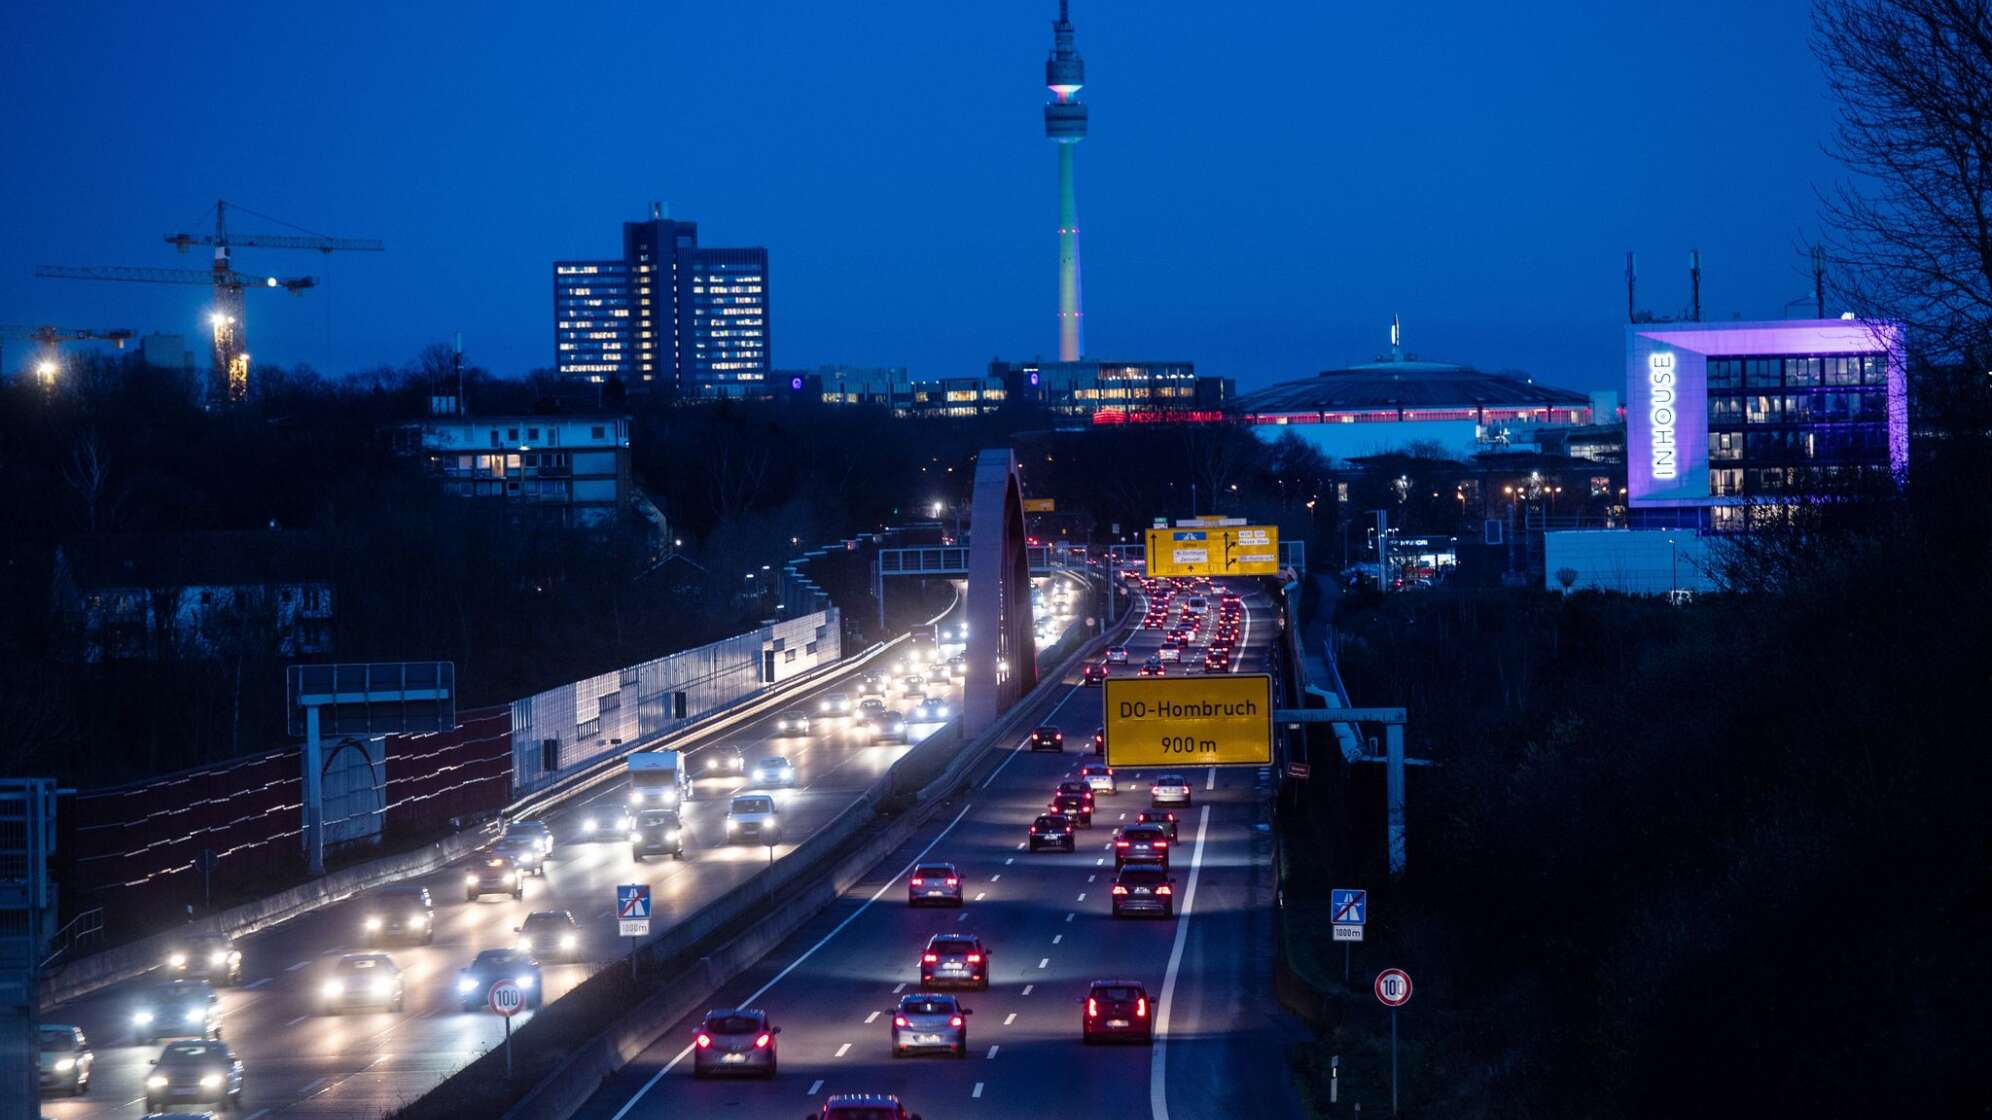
xmin=1103 ymin=674 xmax=1273 ymax=767
xmin=1023 ymin=498 xmax=1056 ymax=513
xmin=1143 ymin=525 xmax=1280 ymax=577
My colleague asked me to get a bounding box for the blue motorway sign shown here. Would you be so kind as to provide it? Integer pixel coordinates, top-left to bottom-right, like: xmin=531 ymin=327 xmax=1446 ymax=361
xmin=617 ymin=883 xmax=651 ymax=921
xmin=1331 ymin=888 xmax=1367 ymax=925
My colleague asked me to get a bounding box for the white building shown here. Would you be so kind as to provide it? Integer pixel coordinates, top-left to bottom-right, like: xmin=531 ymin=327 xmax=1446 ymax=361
xmin=401 ymin=414 xmax=631 ymax=527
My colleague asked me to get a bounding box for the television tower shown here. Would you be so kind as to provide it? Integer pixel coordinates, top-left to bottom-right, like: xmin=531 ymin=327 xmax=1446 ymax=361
xmin=1045 ymin=1 xmax=1087 ymax=361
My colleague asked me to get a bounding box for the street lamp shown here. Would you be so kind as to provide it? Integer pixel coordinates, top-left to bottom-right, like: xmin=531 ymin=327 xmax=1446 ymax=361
xmin=34 ymin=359 xmax=58 ymax=388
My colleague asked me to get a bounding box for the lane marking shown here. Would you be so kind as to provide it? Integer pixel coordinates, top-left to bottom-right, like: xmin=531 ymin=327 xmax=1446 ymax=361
xmin=286 ymin=1014 xmax=310 ymax=1027
xmin=1005 ymin=857 xmax=1015 ymax=866
xmin=1095 ymin=857 xmax=1105 ymax=866
xmin=1205 ymin=767 xmax=1216 ymax=792
xmin=1037 ymin=957 xmax=1049 ymax=969
xmin=286 ymin=960 xmax=312 ymax=972
xmin=893 ymin=982 xmax=907 ymax=994
xmin=957 ymin=911 xmax=968 ymax=922
xmin=1052 ymin=934 xmax=1063 ymax=944
xmin=607 ymin=802 xmax=976 ymax=1120
xmin=986 ymin=1044 xmax=1000 ymax=1058
xmin=1016 ymin=842 xmax=1026 ymax=850
xmin=243 ymin=1111 xmax=271 ymax=1120
xmin=835 ymin=1042 xmax=851 ymax=1058
xmin=865 ymin=1011 xmax=880 ymax=1024
xmin=981 ymin=670 xmax=1089 ymax=790
xmin=1086 ymin=874 xmax=1095 ymax=883
xmin=990 ymin=874 xmax=1001 ymax=882
xmin=808 ymin=1078 xmax=824 ymax=1094
xmin=300 ymin=1077 xmax=329 ymax=1095
xmin=974 ymin=1081 xmax=986 ymax=1097
xmin=974 ymin=891 xmax=988 ymax=902
xmin=1119 ymin=812 xmax=1127 ymax=821
xmin=1022 ymin=984 xmax=1033 ymax=995
xmin=1076 ymin=892 xmax=1086 ymax=901
xmin=1004 ymin=1012 xmax=1017 ymax=1025
xmin=1150 ymin=803 xmax=1213 ymax=1120
xmin=1065 ymin=912 xmax=1075 ymax=922
xmin=245 ymin=977 xmax=272 ymax=989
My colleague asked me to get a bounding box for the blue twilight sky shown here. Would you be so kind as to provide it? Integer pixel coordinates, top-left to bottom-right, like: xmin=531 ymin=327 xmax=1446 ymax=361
xmin=0 ymin=0 xmax=1845 ymax=395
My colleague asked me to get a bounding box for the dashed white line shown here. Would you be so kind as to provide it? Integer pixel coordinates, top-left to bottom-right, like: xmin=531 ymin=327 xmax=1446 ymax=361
xmin=865 ymin=1011 xmax=881 ymax=1024
xmin=835 ymin=1042 xmax=852 ymax=1058
xmin=975 ymin=891 xmax=988 ymax=902
xmin=1151 ymin=803 xmax=1213 ymax=1120
xmin=990 ymin=873 xmax=1001 ymax=882
xmin=285 ymin=1014 xmax=310 ymax=1027
xmin=893 ymin=982 xmax=907 ymax=993
xmin=1037 ymin=957 xmax=1049 ymax=969
xmin=1065 ymin=912 xmax=1075 ymax=922
xmin=1022 ymin=984 xmax=1034 ymax=995
xmin=1005 ymin=857 xmax=1015 ymax=865
xmin=245 ymin=977 xmax=272 ymax=989
xmin=1053 ymin=934 xmax=1063 ymax=944
xmin=242 ymin=1110 xmax=271 ymax=1120
xmin=1087 ymin=874 xmax=1096 ymax=882
xmin=1206 ymin=767 xmax=1216 ymax=792
xmin=300 ymin=1077 xmax=328 ymax=1095
xmin=1004 ymin=1012 xmax=1018 ymax=1026
xmin=1076 ymin=892 xmax=1086 ymax=901
xmin=1119 ymin=812 xmax=1127 ymax=820
xmin=986 ymin=1044 xmax=1001 ymax=1058
xmin=973 ymin=1082 xmax=986 ymax=1098
xmin=285 ymin=960 xmax=312 ymax=972
xmin=1095 ymin=857 xmax=1105 ymax=866
xmin=807 ymin=1079 xmax=824 ymax=1095
xmin=957 ymin=911 xmax=968 ymax=922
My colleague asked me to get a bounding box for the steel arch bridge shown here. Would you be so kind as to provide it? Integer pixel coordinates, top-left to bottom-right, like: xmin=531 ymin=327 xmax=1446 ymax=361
xmin=964 ymin=448 xmax=1039 ymax=733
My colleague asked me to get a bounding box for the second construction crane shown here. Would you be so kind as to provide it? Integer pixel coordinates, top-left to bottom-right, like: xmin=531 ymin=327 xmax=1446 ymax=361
xmin=36 ymin=200 xmax=382 ymax=405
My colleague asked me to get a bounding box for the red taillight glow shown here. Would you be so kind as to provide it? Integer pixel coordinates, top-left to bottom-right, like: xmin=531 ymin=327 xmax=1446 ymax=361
xmin=1111 ymin=884 xmax=1129 ymax=895
xmin=966 ymin=953 xmax=983 ymax=963
xmin=946 ymin=878 xmax=959 ymax=886
xmin=755 ymin=1032 xmax=772 ymax=1049
xmin=894 ymin=1015 xmax=909 ymax=1027
xmin=1116 ymin=841 xmax=1130 ymax=848
xmin=695 ymin=1033 xmax=712 ymax=1049
xmin=1157 ymin=884 xmax=1173 ymax=895
xmin=950 ymin=1015 xmax=964 ymax=1028
xmin=1087 ymin=997 xmax=1099 ymax=1018
xmin=910 ymin=877 xmax=924 ymax=887
xmin=1155 ymin=841 xmax=1168 ymax=849
xmin=923 ymin=953 xmax=939 ymax=963
xmin=1137 ymin=996 xmax=1149 ymax=1018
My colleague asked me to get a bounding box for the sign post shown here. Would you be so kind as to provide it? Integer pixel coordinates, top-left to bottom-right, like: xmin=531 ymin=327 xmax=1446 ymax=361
xmin=617 ymin=883 xmax=651 ymax=978
xmin=488 ymin=979 xmax=525 ymax=1079
xmin=1331 ymin=888 xmax=1367 ymax=985
xmin=1374 ymin=968 xmax=1413 ymax=1115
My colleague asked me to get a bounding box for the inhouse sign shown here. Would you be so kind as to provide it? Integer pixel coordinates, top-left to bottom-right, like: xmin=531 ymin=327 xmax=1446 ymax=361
xmin=1648 ymin=351 xmax=1677 ymax=480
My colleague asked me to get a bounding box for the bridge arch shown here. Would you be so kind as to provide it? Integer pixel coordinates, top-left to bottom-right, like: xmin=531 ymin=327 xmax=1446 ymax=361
xmin=964 ymin=448 xmax=1038 ymax=733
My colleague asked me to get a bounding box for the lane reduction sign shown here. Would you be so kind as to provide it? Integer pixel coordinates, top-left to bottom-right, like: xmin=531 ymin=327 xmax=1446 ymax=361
xmin=1103 ymin=674 xmax=1273 ymax=767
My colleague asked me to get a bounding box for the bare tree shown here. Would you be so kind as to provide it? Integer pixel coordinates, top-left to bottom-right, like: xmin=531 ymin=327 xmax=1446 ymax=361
xmin=1815 ymin=0 xmax=1992 ymax=366
xmin=62 ymin=433 xmax=112 ymax=534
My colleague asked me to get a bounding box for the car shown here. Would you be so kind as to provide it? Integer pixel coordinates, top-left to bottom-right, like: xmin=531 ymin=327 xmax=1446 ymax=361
xmin=1081 ymin=979 xmax=1154 ymax=1043
xmin=361 ymin=884 xmax=435 ymax=945
xmin=1028 ymin=726 xmax=1064 ymax=752
xmin=1105 ymin=646 xmax=1130 ymax=664
xmin=819 ymin=691 xmax=854 ymax=715
xmin=579 ymin=804 xmax=631 ymax=838
xmin=1049 ymin=791 xmax=1092 ymax=827
xmin=749 ymin=756 xmax=797 ymax=787
xmin=1157 ymin=645 xmax=1183 ymax=663
xmin=1202 ymin=653 xmax=1231 ymax=672
xmin=726 ymin=793 xmax=781 ymax=844
xmin=1028 ymin=814 xmax=1077 ymax=852
xmin=515 ymin=910 xmax=583 ymax=962
xmin=494 ymin=834 xmax=546 ymax=877
xmin=1136 ymin=808 xmax=1179 ymax=840
xmin=1113 ymin=823 xmax=1171 ymax=868
xmin=775 ymin=709 xmax=813 ymax=736
xmin=503 ymin=819 xmax=554 ymax=856
xmin=457 ymin=948 xmax=542 ymax=1012
xmin=807 ymin=1093 xmax=925 ymax=1120
xmin=1150 ymin=772 xmax=1193 ymax=807
xmin=37 ymin=1023 xmax=92 ymax=1097
xmin=907 ymin=863 xmax=963 ymax=906
xmin=693 ymin=1007 xmax=781 ymax=1078
xmin=1091 ymin=726 xmax=1105 ymax=754
xmin=918 ymin=933 xmax=990 ymax=989
xmin=164 ymin=935 xmax=242 ymax=986
xmin=630 ymin=807 xmax=686 ymax=861
xmin=699 ymin=744 xmax=747 ymax=776
xmin=946 ymin=655 xmax=966 ymax=678
xmin=858 ymin=705 xmax=909 ymax=741
xmin=1139 ymin=658 xmax=1166 ymax=677
xmin=890 ymin=993 xmax=972 ymax=1058
xmin=143 ymin=1039 xmax=243 ymax=1113
xmin=131 ymin=980 xmax=219 ymax=1044
xmin=1112 ymin=867 xmax=1177 ymax=917
xmin=911 ymin=697 xmax=951 ymax=722
xmin=1080 ymin=760 xmax=1116 ymax=795
xmin=464 ymin=855 xmax=525 ymax=901
xmin=318 ymin=952 xmax=405 ymax=1013
xmin=901 ymin=674 xmax=928 ymax=696
xmin=858 ymin=673 xmax=887 ymax=699
xmin=858 ymin=696 xmax=889 ymax=722
xmin=1055 ymin=778 xmax=1095 ymax=808
xmin=1080 ymin=662 xmax=1106 ymax=686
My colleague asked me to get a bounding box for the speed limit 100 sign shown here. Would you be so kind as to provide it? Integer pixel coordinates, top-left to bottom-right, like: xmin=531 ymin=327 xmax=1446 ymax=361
xmin=488 ymin=979 xmax=526 ymax=1017
xmin=1373 ymin=968 xmax=1413 ymax=1008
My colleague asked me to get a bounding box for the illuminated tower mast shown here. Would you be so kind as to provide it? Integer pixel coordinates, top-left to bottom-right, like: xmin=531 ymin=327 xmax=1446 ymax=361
xmin=1045 ymin=0 xmax=1087 ymax=361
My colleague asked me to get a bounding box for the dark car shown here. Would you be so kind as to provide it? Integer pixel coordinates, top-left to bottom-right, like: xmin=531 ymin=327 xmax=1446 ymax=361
xmin=515 ymin=910 xmax=583 ymax=962
xmin=1114 ymin=823 xmax=1171 ymax=868
xmin=1082 ymin=979 xmax=1154 ymax=1043
xmin=464 ymin=855 xmax=525 ymax=901
xmin=456 ymin=948 xmax=542 ymax=1012
xmin=1049 ymin=791 xmax=1092 ymax=827
xmin=143 ymin=1039 xmax=243 ymax=1113
xmin=1136 ymin=808 xmax=1179 ymax=840
xmin=907 ymin=863 xmax=963 ymax=907
xmin=1110 ymin=866 xmax=1176 ymax=918
xmin=362 ymin=884 xmax=434 ymax=945
xmin=131 ymin=979 xmax=218 ymax=1044
xmin=317 ymin=952 xmax=405 ymax=1013
xmin=694 ymin=1007 xmax=780 ymax=1078
xmin=1080 ymin=662 xmax=1106 ymax=686
xmin=890 ymin=992 xmax=972 ymax=1058
xmin=1028 ymin=726 xmax=1064 ymax=752
xmin=918 ymin=933 xmax=990 ymax=990
xmin=163 ymin=935 xmax=242 ymax=986
xmin=1138 ymin=658 xmax=1166 ymax=678
xmin=1054 ymin=778 xmax=1095 ymax=809
xmin=1091 ymin=726 xmax=1105 ymax=754
xmin=631 ymin=807 xmax=685 ymax=862
xmin=1028 ymin=814 xmax=1076 ymax=852
xmin=806 ymin=1094 xmax=924 ymax=1120
xmin=699 ymin=744 xmax=747 ymax=777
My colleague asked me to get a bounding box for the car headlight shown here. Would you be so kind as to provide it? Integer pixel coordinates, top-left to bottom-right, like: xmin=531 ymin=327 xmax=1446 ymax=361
xmin=457 ymin=977 xmax=478 ymax=993
xmin=726 ymin=819 xmax=739 ymax=831
xmin=371 ymin=977 xmax=393 ymax=996
xmin=201 ymin=1073 xmax=224 ymax=1089
xmin=629 ymin=831 xmax=642 ymax=843
xmin=500 ymin=872 xmax=515 ymax=884
xmin=515 ymin=974 xmax=535 ymax=989
xmin=664 ymin=829 xmax=680 ymax=841
xmin=210 ymin=950 xmax=228 ymax=966
xmin=409 ymin=914 xmax=427 ymax=928
xmin=365 ymin=917 xmax=383 ymax=931
xmin=465 ymin=873 xmax=479 ymax=886
xmin=54 ymin=1057 xmax=76 ymax=1071
xmin=560 ymin=933 xmax=577 ymax=950
xmin=323 ymin=979 xmax=345 ymax=997
xmin=582 ymin=817 xmax=598 ymax=833
xmin=134 ymin=1010 xmax=155 ymax=1025
xmin=184 ymin=1008 xmax=205 ymax=1023
xmin=890 ymin=722 xmax=904 ymax=733
xmin=517 ymin=937 xmax=533 ymax=953
xmin=147 ymin=1074 xmax=168 ymax=1089
xmin=169 ymin=952 xmax=188 ymax=968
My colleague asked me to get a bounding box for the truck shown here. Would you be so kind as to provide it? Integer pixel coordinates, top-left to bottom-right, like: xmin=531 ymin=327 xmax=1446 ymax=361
xmin=626 ymin=750 xmax=691 ymax=810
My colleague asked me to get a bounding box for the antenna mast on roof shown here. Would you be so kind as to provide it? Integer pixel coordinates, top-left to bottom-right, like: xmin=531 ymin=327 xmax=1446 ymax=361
xmin=1690 ymin=249 xmax=1702 ymax=321
xmin=1811 ymin=245 xmax=1825 ymax=317
xmin=1625 ymin=251 xmax=1637 ymax=323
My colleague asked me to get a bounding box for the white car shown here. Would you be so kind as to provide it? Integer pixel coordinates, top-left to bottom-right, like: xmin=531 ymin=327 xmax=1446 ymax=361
xmin=749 ymin=756 xmax=797 ymax=787
xmin=912 ymin=697 xmax=951 ymax=722
xmin=1105 ymin=646 xmax=1130 ymax=664
xmin=774 ymin=709 xmax=812 ymax=736
xmin=1080 ymin=761 xmax=1117 ymax=795
xmin=818 ymin=692 xmax=854 ymax=715
xmin=725 ymin=794 xmax=781 ymax=844
xmin=1150 ymin=773 xmax=1193 ymax=807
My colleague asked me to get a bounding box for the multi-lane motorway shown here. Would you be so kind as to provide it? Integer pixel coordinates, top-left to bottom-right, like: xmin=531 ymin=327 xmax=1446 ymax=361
xmin=39 ymin=577 xmax=1090 ymax=1120
xmin=569 ymin=582 xmax=1304 ymax=1120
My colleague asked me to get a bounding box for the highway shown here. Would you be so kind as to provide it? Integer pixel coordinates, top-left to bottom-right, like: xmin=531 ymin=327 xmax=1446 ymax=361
xmin=568 ymin=580 xmax=1304 ymax=1120
xmin=39 ymin=576 xmax=1090 ymax=1120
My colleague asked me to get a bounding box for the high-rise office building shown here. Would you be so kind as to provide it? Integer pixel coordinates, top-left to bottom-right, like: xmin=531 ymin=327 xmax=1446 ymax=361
xmin=554 ymin=204 xmax=769 ymax=395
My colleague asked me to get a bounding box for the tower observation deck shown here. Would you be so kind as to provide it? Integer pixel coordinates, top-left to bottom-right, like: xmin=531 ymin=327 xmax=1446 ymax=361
xmin=1045 ymin=1 xmax=1086 ymax=361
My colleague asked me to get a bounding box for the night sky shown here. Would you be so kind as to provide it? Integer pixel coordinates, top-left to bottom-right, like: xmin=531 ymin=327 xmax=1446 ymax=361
xmin=1 ymin=0 xmax=1841 ymax=394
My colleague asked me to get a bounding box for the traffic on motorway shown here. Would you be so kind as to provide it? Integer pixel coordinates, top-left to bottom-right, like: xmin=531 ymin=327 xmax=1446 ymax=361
xmin=564 ymin=574 xmax=1293 ymax=1120
xmin=35 ymin=577 xmax=1093 ymax=1119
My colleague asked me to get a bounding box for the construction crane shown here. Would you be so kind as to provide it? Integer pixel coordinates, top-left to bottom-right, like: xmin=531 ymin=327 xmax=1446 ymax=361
xmin=0 ymin=324 xmax=135 ymax=389
xmin=36 ymin=199 xmax=382 ymax=405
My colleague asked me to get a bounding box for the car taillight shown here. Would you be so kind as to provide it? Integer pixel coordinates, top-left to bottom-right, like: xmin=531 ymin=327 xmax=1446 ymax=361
xmin=923 ymin=953 xmax=939 ymax=963
xmin=894 ymin=1015 xmax=909 ymax=1027
xmin=755 ymin=1032 xmax=772 ymax=1049
xmin=1116 ymin=841 xmax=1130 ymax=848
xmin=1157 ymin=884 xmax=1173 ymax=895
xmin=950 ymin=1015 xmax=964 ymax=1028
xmin=1136 ymin=996 xmax=1149 ymax=1018
xmin=910 ymin=878 xmax=924 ymax=887
xmin=1087 ymin=997 xmax=1099 ymax=1018
xmin=695 ymin=1032 xmax=712 ymax=1049
xmin=1112 ymin=884 xmax=1129 ymax=895
xmin=946 ymin=878 xmax=959 ymax=887
xmin=966 ymin=953 xmax=982 ymax=963
xmin=1155 ymin=841 xmax=1168 ymax=849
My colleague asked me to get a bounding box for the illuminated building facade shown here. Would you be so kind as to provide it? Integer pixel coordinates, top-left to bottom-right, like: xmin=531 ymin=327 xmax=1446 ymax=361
xmin=554 ymin=203 xmax=769 ymax=395
xmin=993 ymin=359 xmax=1230 ymax=421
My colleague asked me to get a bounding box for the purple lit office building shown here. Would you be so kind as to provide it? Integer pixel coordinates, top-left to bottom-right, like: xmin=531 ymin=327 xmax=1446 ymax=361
xmin=1624 ymin=318 xmax=1906 ymax=531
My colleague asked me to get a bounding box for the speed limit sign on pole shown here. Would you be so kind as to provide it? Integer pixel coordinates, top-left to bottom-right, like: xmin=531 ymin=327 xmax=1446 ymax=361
xmin=488 ymin=979 xmax=525 ymax=1016
xmin=1373 ymin=967 xmax=1412 ymax=1007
